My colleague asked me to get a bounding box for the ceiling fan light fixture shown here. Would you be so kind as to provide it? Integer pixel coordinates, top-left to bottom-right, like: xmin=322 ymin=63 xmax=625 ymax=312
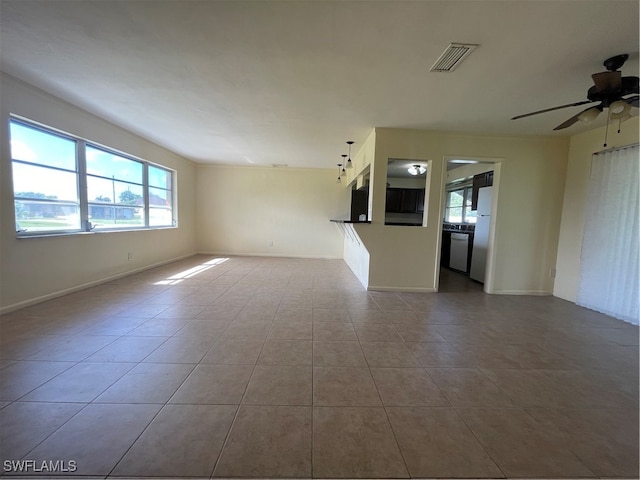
xmin=609 ymin=100 xmax=631 ymax=119
xmin=408 ymin=164 xmax=426 ymax=176
xmin=577 ymin=107 xmax=600 ymax=125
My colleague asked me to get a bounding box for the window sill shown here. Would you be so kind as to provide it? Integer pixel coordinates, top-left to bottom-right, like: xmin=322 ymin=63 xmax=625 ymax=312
xmin=16 ymin=225 xmax=178 ymax=239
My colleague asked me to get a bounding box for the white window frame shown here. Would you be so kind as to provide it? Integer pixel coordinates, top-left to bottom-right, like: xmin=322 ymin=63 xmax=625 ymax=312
xmin=444 ymin=185 xmax=474 ymax=224
xmin=10 ymin=116 xmax=177 ymax=237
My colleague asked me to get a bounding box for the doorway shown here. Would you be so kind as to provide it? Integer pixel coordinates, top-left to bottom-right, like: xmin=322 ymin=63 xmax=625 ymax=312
xmin=437 ymin=157 xmax=501 ymax=293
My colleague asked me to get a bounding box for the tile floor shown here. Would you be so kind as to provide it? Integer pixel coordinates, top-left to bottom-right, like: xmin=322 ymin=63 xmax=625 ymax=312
xmin=0 ymin=255 xmax=638 ymax=479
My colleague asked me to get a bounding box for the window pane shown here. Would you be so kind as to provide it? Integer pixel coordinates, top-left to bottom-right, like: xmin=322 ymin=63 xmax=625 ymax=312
xmin=446 ymin=207 xmax=463 ymax=223
xmin=149 ymin=187 xmax=172 ymax=207
xmin=13 ymin=163 xmax=78 ymax=202
xmin=15 ymin=200 xmax=80 ymax=232
xmin=150 ymin=207 xmax=172 ymax=226
xmin=149 ymin=165 xmax=171 ymax=190
xmin=448 ymin=190 xmax=464 ymax=207
xmin=87 ymin=176 xmax=144 ymax=206
xmin=10 ymin=121 xmax=76 ymax=171
xmin=86 ymin=146 xmax=143 ymax=183
xmin=465 ymin=187 xmax=473 ymax=206
xmin=89 ymin=204 xmax=144 ymax=229
xmin=465 ymin=207 xmax=477 ymax=223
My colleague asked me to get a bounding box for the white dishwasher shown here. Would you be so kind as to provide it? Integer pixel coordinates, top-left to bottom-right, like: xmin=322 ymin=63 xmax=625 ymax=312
xmin=449 ymin=233 xmax=469 ymax=272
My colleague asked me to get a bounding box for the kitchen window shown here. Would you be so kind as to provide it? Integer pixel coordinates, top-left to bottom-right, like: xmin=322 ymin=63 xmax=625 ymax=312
xmin=10 ymin=117 xmax=176 ymax=236
xmin=444 ymin=186 xmax=476 ymax=224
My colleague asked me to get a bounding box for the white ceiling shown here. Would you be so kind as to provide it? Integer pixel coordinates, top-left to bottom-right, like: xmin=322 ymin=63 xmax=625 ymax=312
xmin=1 ymin=0 xmax=638 ymax=168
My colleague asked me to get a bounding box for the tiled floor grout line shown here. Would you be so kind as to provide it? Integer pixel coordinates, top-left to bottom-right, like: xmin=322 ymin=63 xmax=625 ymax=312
xmin=14 ymin=399 xmax=93 ymax=465
xmin=209 ymin=271 xmax=283 ymax=479
xmin=450 ymin=403 xmax=508 ymax=479
xmin=351 ymin=299 xmax=413 ymax=479
xmin=105 ymin=400 xmax=167 ymax=478
xmin=517 ymin=406 xmax=599 ymax=479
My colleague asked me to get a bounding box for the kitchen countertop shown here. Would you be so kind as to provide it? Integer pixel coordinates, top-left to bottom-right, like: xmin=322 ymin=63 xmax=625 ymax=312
xmin=330 ymin=219 xmax=371 ymax=224
xmin=385 ymin=222 xmax=422 ymax=226
xmin=443 ymin=224 xmax=475 ymax=233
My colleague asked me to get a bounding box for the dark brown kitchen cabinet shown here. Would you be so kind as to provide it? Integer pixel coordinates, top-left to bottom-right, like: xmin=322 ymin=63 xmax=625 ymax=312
xmin=385 ymin=189 xmax=403 ymax=213
xmin=400 ymin=189 xmax=418 ymax=213
xmin=441 ymin=230 xmax=451 ymax=268
xmin=416 ymin=189 xmax=425 ymax=213
xmin=471 ymin=171 xmax=494 ymax=210
xmin=385 ymin=188 xmax=426 ymax=214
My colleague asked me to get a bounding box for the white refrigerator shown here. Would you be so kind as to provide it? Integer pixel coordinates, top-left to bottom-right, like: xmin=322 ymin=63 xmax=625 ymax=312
xmin=470 ymin=186 xmax=492 ymax=283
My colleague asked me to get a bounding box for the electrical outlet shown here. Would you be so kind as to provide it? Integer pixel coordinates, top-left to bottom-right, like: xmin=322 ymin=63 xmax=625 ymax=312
xmin=128 ymin=252 xmax=133 ymax=261
xmin=269 ymin=241 xmax=274 ymax=247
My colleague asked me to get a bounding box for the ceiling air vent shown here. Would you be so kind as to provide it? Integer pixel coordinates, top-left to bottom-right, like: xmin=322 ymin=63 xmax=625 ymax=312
xmin=430 ymin=43 xmax=478 ymax=72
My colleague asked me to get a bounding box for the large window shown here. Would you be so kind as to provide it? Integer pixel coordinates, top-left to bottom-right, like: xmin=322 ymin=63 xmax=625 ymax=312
xmin=444 ymin=186 xmax=476 ymax=224
xmin=10 ymin=118 xmax=176 ymax=235
xmin=11 ymin=122 xmax=81 ymax=233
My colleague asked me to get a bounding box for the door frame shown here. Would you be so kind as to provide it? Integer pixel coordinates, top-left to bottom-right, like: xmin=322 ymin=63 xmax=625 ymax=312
xmin=437 ymin=156 xmax=502 ymax=294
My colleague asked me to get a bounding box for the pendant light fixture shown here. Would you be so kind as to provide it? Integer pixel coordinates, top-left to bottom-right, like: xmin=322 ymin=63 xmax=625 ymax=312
xmin=341 ymin=155 xmax=348 ymax=176
xmin=336 ymin=164 xmax=342 ymax=183
xmin=346 ymin=141 xmax=354 ymax=169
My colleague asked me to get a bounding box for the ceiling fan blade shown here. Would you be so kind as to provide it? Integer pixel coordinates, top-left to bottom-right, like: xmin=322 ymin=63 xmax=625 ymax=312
xmin=592 ymin=71 xmax=622 ymax=92
xmin=553 ymin=115 xmax=581 ymax=131
xmin=553 ymin=105 xmax=603 ymax=131
xmin=624 ymin=95 xmax=639 ymax=107
xmin=511 ymin=100 xmax=595 ymax=120
xmin=620 ymin=77 xmax=639 ymax=96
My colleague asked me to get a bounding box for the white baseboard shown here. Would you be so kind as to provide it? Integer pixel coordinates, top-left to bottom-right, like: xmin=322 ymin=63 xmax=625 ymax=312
xmin=0 ymin=252 xmax=197 ymax=315
xmin=493 ymin=289 xmax=552 ymax=296
xmin=197 ymin=251 xmax=343 ymax=260
xmin=368 ymin=285 xmax=437 ymax=293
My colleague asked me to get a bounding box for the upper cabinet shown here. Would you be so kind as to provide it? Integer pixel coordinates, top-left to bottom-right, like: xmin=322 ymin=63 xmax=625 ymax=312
xmin=385 ymin=188 xmax=425 ymax=214
xmin=471 ymin=171 xmax=494 ymax=210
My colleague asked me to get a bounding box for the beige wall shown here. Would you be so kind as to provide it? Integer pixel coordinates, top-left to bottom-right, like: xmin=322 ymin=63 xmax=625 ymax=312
xmin=0 ymin=74 xmax=198 ymax=312
xmin=4 ymin=72 xmax=627 ymax=310
xmin=195 ymin=165 xmax=350 ymax=258
xmin=355 ymin=128 xmax=569 ymax=294
xmin=446 ymin=162 xmax=494 ymax=184
xmin=554 ymin=116 xmax=639 ymax=302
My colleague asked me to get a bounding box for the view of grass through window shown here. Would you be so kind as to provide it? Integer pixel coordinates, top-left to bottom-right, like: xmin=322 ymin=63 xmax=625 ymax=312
xmin=10 ymin=118 xmax=175 ymax=235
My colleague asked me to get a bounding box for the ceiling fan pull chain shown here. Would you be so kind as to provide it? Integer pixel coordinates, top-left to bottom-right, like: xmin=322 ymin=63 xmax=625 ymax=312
xmin=603 ymin=112 xmax=610 ymax=147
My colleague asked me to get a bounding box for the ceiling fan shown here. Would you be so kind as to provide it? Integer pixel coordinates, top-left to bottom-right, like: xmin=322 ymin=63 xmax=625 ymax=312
xmin=512 ymin=54 xmax=639 ymax=132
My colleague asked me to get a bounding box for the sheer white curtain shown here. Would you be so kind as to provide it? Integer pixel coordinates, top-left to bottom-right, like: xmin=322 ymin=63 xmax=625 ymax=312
xmin=577 ymin=144 xmax=639 ymax=324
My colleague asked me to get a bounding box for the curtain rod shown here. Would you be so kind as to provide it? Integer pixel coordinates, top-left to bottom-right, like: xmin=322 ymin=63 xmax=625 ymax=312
xmin=593 ymin=142 xmax=639 ymax=155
